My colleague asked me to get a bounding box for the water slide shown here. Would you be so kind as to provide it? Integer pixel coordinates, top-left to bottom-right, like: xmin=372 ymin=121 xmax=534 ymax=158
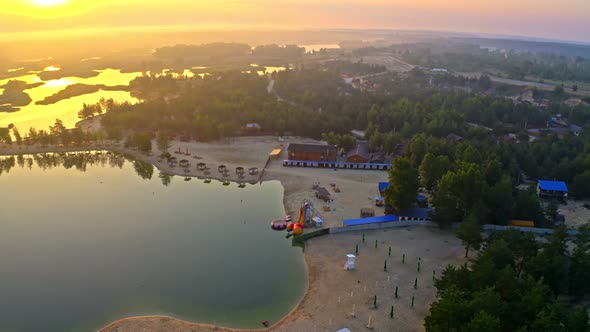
xmin=296 ymin=205 xmax=306 ymax=226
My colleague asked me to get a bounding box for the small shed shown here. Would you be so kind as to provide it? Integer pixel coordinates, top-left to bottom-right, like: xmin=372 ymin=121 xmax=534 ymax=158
xmin=315 ymin=187 xmax=331 ymax=201
xmin=538 ymin=180 xmax=568 ymax=199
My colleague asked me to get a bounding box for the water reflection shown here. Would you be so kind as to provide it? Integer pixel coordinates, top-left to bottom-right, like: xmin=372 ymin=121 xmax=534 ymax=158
xmin=0 ymin=151 xmax=167 ymax=184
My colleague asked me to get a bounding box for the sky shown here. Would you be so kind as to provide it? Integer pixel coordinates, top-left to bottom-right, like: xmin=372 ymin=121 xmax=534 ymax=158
xmin=1 ymin=0 xmax=589 ymax=43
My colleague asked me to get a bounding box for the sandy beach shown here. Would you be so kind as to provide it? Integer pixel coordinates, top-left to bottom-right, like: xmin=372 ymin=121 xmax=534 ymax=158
xmin=0 ymin=135 xmax=466 ymax=332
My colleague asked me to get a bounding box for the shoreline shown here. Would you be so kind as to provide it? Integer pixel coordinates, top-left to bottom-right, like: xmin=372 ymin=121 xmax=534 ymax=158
xmin=98 ymin=251 xmax=313 ymax=332
xmin=0 ymin=143 xmax=264 ymax=184
xmin=5 ymin=137 xmax=444 ymax=332
xmin=0 ymin=142 xmax=315 ymax=332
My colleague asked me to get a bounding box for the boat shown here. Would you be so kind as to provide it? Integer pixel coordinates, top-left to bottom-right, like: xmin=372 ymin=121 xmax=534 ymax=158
xmin=270 ymin=215 xmax=292 ymax=231
xmin=271 ymin=220 xmax=288 ymax=231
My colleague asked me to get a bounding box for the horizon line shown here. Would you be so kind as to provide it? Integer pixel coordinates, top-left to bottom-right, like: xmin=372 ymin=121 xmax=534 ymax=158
xmin=1 ymin=24 xmax=589 ymax=46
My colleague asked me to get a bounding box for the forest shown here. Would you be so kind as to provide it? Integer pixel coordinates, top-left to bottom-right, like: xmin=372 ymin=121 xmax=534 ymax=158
xmin=392 ymin=42 xmax=590 ymax=83
xmin=5 ymin=63 xmax=589 ymax=203
xmin=426 ymin=227 xmax=590 ymax=332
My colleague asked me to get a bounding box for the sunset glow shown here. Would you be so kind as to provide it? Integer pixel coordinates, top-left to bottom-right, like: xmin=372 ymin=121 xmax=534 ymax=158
xmin=31 ymin=0 xmax=67 ymax=7
xmin=0 ymin=0 xmax=584 ymax=42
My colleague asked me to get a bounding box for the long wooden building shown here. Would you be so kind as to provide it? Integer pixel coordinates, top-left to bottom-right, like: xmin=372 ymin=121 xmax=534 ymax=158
xmin=287 ymin=143 xmax=338 ymax=162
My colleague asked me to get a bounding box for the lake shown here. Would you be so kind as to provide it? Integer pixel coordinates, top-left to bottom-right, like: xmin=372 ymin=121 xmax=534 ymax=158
xmin=0 ymin=64 xmax=286 ymax=132
xmin=0 ymin=68 xmax=140 ymax=131
xmin=0 ymin=152 xmax=306 ymax=332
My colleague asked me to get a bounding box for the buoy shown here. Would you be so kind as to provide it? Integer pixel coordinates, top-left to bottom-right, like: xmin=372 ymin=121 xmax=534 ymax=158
xmin=262 ymin=320 xmax=269 ymax=327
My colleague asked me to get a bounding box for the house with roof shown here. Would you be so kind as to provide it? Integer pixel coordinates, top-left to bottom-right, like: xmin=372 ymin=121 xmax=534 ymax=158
xmin=287 ymin=143 xmax=338 ymax=162
xmin=537 ymin=180 xmax=568 ymax=199
xmin=346 ymin=141 xmax=370 ymax=163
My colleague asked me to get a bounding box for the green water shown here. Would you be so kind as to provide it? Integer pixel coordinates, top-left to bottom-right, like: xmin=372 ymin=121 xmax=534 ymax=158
xmin=0 ymin=153 xmax=306 ymax=332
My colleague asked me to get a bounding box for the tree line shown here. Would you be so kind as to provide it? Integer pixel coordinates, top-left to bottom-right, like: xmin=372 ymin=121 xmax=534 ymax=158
xmin=426 ymin=227 xmax=590 ymax=332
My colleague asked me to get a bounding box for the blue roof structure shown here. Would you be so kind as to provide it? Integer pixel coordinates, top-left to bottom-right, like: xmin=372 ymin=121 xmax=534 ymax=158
xmin=344 ymin=215 xmax=399 ymax=226
xmin=398 ymin=208 xmax=433 ymax=219
xmin=538 ymin=180 xmax=568 ymax=192
xmin=379 ymin=182 xmax=389 ymax=193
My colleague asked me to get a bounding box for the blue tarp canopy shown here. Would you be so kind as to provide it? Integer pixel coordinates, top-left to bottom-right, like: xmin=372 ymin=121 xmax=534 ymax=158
xmin=379 ymin=182 xmax=389 ymax=193
xmin=344 ymin=215 xmax=399 ymax=226
xmin=416 ymin=194 xmax=426 ymax=202
xmin=398 ymin=208 xmax=433 ymax=219
xmin=538 ymin=180 xmax=568 ymax=192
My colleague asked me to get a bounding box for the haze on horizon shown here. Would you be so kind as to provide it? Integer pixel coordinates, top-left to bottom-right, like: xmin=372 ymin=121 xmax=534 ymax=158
xmin=1 ymin=0 xmax=589 ymax=44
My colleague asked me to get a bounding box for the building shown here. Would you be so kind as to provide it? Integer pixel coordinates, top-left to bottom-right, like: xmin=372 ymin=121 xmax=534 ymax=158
xmin=346 ymin=141 xmax=370 ymax=163
xmin=398 ymin=208 xmax=433 ymax=221
xmin=370 ymin=152 xmax=386 ymax=164
xmin=537 ymin=180 xmax=568 ymax=199
xmin=287 ymin=143 xmax=338 ymax=162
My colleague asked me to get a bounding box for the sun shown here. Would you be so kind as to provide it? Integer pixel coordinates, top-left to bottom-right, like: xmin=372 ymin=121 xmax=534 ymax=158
xmin=31 ymin=0 xmax=68 ymax=7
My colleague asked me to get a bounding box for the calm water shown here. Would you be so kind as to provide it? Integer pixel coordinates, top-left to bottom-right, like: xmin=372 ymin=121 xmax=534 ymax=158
xmin=1 ymin=64 xmax=286 ymax=131
xmin=0 ymin=153 xmax=306 ymax=332
xmin=0 ymin=68 xmax=140 ymax=131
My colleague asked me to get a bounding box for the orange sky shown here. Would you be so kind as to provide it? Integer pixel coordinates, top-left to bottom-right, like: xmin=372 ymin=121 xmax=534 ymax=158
xmin=1 ymin=0 xmax=589 ymax=43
